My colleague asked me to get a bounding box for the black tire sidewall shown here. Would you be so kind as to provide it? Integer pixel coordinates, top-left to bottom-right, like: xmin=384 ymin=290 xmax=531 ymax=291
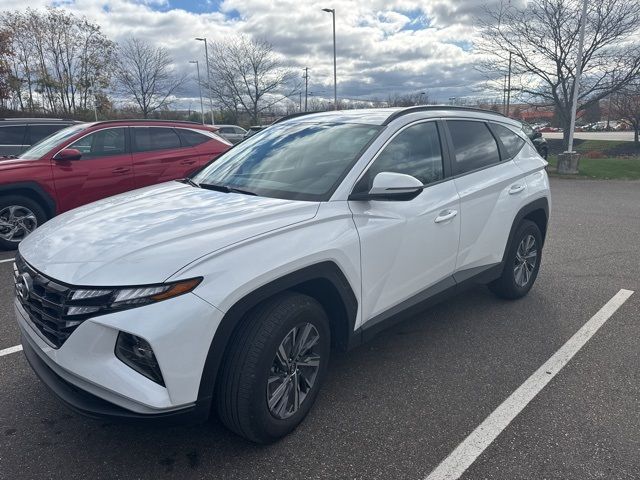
xmin=505 ymin=221 xmax=543 ymax=296
xmin=247 ymin=296 xmax=330 ymax=442
xmin=0 ymin=195 xmax=48 ymax=250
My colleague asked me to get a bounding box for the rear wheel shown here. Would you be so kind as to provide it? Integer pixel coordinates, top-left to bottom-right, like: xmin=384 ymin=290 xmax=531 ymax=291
xmin=216 ymin=292 xmax=330 ymax=443
xmin=489 ymin=220 xmax=542 ymax=299
xmin=0 ymin=195 xmax=47 ymax=250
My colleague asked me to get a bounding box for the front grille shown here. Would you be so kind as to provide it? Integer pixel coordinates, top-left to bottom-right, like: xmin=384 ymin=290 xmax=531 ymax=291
xmin=14 ymin=255 xmax=90 ymax=349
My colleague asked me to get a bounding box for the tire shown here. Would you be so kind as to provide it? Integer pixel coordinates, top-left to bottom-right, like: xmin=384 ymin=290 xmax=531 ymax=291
xmin=0 ymin=195 xmax=48 ymax=250
xmin=216 ymin=292 xmax=331 ymax=443
xmin=489 ymin=220 xmax=543 ymax=299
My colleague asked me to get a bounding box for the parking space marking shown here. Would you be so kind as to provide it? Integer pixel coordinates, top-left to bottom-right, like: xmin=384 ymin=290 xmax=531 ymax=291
xmin=425 ymin=288 xmax=634 ymax=480
xmin=0 ymin=345 xmax=22 ymax=357
xmin=0 ymin=258 xmax=15 ymax=264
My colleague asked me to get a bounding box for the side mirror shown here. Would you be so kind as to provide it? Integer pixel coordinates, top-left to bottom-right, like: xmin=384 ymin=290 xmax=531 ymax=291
xmin=532 ymin=131 xmax=542 ymax=139
xmin=53 ymin=148 xmax=82 ymax=161
xmin=349 ymin=172 xmax=423 ymax=201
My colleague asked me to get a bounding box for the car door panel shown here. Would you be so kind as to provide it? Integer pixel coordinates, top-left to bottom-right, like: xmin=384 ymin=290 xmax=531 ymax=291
xmin=51 ymin=127 xmax=134 ymax=212
xmin=350 ymin=182 xmax=460 ymax=322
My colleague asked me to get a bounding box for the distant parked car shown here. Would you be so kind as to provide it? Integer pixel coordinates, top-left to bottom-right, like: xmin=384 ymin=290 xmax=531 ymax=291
xmin=0 ymin=119 xmax=231 ymax=249
xmin=244 ymin=125 xmax=267 ymax=139
xmin=0 ymin=118 xmax=81 ymax=157
xmin=216 ymin=125 xmax=247 ymax=144
xmin=521 ymin=121 xmax=548 ymax=159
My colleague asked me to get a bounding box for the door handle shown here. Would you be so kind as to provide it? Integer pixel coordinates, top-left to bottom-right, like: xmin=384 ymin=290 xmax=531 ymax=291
xmin=508 ymin=184 xmax=526 ymax=195
xmin=111 ymin=167 xmax=131 ymax=174
xmin=434 ymin=209 xmax=458 ymax=223
xmin=180 ymin=159 xmax=196 ymax=165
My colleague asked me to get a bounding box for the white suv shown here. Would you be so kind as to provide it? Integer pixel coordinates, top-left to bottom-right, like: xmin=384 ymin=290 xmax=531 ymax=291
xmin=14 ymin=107 xmax=550 ymax=443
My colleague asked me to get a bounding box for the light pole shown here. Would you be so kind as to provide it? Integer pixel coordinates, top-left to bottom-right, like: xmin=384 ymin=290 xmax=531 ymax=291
xmin=189 ymin=60 xmax=205 ymax=124
xmin=303 ymin=67 xmax=309 ymax=112
xmin=322 ymin=8 xmax=337 ymax=110
xmin=195 ymin=37 xmax=215 ymax=125
xmin=567 ymin=0 xmax=588 ymax=154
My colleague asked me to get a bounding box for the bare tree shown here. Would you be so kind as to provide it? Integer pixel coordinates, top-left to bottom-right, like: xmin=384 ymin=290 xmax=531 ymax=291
xmin=207 ymin=36 xmax=297 ymax=124
xmin=0 ymin=29 xmax=11 ymax=106
xmin=386 ymin=92 xmax=430 ymax=107
xmin=1 ymin=8 xmax=115 ymax=115
xmin=115 ymin=38 xmax=187 ymax=118
xmin=476 ymin=0 xmax=640 ymax=149
xmin=611 ymin=84 xmax=640 ymax=146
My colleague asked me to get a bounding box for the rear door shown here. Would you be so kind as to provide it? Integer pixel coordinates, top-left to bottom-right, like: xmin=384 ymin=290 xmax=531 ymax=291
xmin=131 ymin=127 xmax=202 ymax=188
xmin=0 ymin=124 xmax=27 ymax=156
xmin=445 ymin=119 xmax=527 ymax=273
xmin=51 ymin=127 xmax=134 ymax=212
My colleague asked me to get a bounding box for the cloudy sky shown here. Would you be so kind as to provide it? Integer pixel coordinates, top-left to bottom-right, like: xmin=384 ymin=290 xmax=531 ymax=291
xmin=0 ymin=0 xmax=522 ymax=104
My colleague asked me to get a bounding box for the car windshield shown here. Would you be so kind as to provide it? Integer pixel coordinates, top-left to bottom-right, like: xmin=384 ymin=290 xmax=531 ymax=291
xmin=20 ymin=124 xmax=88 ymax=160
xmin=192 ymin=122 xmax=381 ymax=201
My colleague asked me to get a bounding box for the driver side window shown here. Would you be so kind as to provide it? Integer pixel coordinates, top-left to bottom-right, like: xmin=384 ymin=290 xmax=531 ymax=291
xmin=359 ymin=121 xmax=444 ymax=191
xmin=68 ymin=128 xmax=127 ymax=159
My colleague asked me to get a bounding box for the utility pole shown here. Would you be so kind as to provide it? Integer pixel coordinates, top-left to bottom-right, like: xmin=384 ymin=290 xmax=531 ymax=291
xmin=196 ymin=37 xmax=215 ymax=125
xmin=506 ymin=52 xmax=512 ymax=117
xmin=303 ymin=67 xmax=309 ymax=111
xmin=567 ymin=0 xmax=588 ymax=153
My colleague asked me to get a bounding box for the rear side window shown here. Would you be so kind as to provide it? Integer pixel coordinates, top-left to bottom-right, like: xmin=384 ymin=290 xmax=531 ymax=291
xmin=177 ymin=129 xmax=210 ymax=147
xmin=0 ymin=125 xmax=26 ymax=145
xmin=133 ymin=128 xmax=181 ymax=152
xmin=491 ymin=123 xmax=526 ymax=160
xmin=218 ymin=127 xmax=233 ymax=134
xmin=448 ymin=120 xmax=500 ymax=175
xmin=68 ymin=128 xmax=127 ymax=158
xmin=27 ymin=124 xmax=65 ymax=145
xmin=364 ymin=121 xmax=444 ymax=187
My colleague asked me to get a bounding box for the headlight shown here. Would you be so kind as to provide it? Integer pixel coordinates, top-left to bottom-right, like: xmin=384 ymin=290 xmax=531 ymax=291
xmin=65 ymin=278 xmax=202 ymax=317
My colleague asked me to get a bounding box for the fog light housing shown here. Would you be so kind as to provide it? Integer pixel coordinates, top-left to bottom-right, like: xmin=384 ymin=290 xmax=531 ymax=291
xmin=115 ymin=332 xmax=165 ymax=386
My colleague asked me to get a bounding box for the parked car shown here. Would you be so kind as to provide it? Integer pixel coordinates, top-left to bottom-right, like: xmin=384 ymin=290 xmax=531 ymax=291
xmin=0 ymin=118 xmax=81 ymax=157
xmin=244 ymin=125 xmax=267 ymax=139
xmin=521 ymin=121 xmax=548 ymax=158
xmin=14 ymin=106 xmax=550 ymax=443
xmin=216 ymin=124 xmax=247 ymax=144
xmin=0 ymin=119 xmax=231 ymax=249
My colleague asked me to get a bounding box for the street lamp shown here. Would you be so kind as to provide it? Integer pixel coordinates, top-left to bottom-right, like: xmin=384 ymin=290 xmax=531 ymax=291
xmin=322 ymin=8 xmax=337 ymax=110
xmin=195 ymin=37 xmax=215 ymax=125
xmin=189 ymin=60 xmax=205 ymax=124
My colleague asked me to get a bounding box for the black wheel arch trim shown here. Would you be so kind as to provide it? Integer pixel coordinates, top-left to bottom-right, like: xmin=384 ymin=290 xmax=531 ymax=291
xmin=196 ymin=261 xmax=358 ymax=409
xmin=0 ymin=182 xmax=56 ymax=218
xmin=501 ymin=197 xmax=549 ymax=265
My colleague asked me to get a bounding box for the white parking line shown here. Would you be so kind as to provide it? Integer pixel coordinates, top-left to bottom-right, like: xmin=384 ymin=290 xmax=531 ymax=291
xmin=0 ymin=345 xmax=23 ymax=357
xmin=0 ymin=258 xmax=15 ymax=264
xmin=425 ymin=288 xmax=634 ymax=480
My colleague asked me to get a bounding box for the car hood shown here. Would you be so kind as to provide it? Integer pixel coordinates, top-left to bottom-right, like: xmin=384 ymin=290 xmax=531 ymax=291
xmin=19 ymin=181 xmax=320 ymax=286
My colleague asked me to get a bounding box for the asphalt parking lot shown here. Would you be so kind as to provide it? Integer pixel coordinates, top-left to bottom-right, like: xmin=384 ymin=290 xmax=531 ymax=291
xmin=1 ymin=177 xmax=639 ymax=480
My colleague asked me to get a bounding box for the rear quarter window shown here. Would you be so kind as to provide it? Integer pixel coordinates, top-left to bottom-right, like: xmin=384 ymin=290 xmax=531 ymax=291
xmin=491 ymin=123 xmax=526 ymax=160
xmin=177 ymin=129 xmax=211 ymax=147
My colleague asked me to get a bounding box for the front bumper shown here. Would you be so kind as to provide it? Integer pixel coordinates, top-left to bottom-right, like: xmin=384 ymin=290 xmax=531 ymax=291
xmin=16 ymin=286 xmax=225 ymax=418
xmin=21 ymin=337 xmax=209 ymax=424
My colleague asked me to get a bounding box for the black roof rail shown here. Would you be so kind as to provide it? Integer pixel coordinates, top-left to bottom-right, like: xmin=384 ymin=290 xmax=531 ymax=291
xmin=271 ymin=111 xmax=319 ymax=125
xmin=93 ymin=119 xmax=206 ymax=126
xmin=382 ymin=105 xmax=508 ymax=125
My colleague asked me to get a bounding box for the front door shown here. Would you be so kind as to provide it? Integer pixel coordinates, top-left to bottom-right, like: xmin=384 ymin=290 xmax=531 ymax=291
xmin=349 ymin=121 xmax=461 ymax=325
xmin=51 ymin=127 xmax=134 ymax=212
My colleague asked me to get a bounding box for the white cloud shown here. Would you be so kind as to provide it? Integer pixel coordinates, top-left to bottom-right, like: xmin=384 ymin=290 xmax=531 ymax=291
xmin=0 ymin=0 xmax=496 ymax=103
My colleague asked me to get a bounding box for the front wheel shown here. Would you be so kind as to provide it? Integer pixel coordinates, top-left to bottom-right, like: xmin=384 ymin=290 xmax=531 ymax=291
xmin=0 ymin=195 xmax=47 ymax=250
xmin=216 ymin=292 xmax=330 ymax=443
xmin=489 ymin=220 xmax=543 ymax=299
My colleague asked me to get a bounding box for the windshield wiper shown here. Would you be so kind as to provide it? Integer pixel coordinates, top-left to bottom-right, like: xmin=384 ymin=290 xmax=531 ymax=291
xmin=199 ymin=183 xmax=257 ymax=196
xmin=180 ymin=177 xmax=200 ymax=188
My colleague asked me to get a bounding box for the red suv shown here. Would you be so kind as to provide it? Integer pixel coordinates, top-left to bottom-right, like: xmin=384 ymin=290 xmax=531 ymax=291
xmin=0 ymin=120 xmax=231 ymax=249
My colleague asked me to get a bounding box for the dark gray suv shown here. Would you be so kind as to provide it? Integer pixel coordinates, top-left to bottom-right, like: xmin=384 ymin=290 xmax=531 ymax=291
xmin=0 ymin=118 xmax=81 ymax=157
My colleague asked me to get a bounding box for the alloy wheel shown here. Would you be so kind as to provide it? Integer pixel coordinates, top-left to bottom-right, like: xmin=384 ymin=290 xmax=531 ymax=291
xmin=513 ymin=234 xmax=537 ymax=287
xmin=0 ymin=205 xmax=38 ymax=243
xmin=267 ymin=323 xmax=321 ymax=420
